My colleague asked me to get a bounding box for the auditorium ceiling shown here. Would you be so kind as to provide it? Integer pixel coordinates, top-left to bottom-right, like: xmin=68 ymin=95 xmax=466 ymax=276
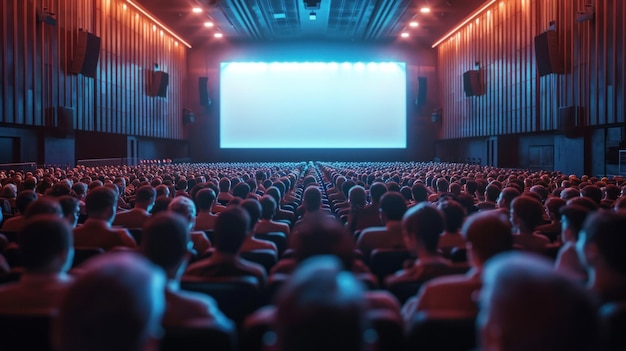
xmin=134 ymin=0 xmax=487 ymax=45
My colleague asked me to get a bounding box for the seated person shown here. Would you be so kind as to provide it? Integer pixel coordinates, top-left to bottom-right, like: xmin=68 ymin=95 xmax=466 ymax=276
xmin=239 ymin=199 xmax=278 ymax=257
xmin=58 ymin=195 xmax=81 ymax=228
xmin=1 ymin=190 xmax=38 ymax=232
xmin=184 ymin=206 xmax=266 ymax=286
xmin=509 ymin=196 xmax=550 ymax=253
xmin=141 ymin=212 xmax=234 ymax=331
xmin=53 ymin=252 xmax=166 ymax=351
xmin=112 ymin=185 xmax=155 ymax=229
xmin=554 ymin=205 xmax=590 ymax=281
xmin=275 ymin=255 xmax=370 ymax=351
xmin=193 ymin=188 xmax=219 ymax=231
xmin=402 ymin=210 xmax=513 ymax=323
xmin=0 ymin=215 xmax=74 ymax=314
xmin=356 ymin=192 xmax=407 ymax=259
xmin=478 ymin=252 xmax=599 ymax=351
xmin=255 ymin=195 xmax=291 ymax=237
xmin=578 ymin=211 xmax=626 ymax=304
xmin=216 ymin=177 xmax=234 ymax=205
xmin=168 ymin=196 xmax=211 ymax=255
xmin=350 ymin=181 xmax=387 ymax=230
xmin=436 ymin=200 xmax=467 ymax=253
xmin=385 ymin=203 xmax=453 ymax=286
xmin=535 ymin=197 xmax=566 ymax=243
xmin=73 ymin=187 xmax=137 ymax=250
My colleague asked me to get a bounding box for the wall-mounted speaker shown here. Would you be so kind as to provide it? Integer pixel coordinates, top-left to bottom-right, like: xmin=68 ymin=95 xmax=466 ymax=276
xmin=71 ymin=31 xmax=101 ymax=78
xmin=198 ymin=77 xmax=211 ymax=106
xmin=535 ymin=30 xmax=564 ymax=77
xmin=150 ymin=71 xmax=169 ymax=97
xmin=558 ymin=106 xmax=584 ymax=138
xmin=463 ymin=70 xmax=482 ymax=97
xmin=416 ymin=76 xmax=428 ymax=107
xmin=183 ymin=109 xmax=195 ymax=125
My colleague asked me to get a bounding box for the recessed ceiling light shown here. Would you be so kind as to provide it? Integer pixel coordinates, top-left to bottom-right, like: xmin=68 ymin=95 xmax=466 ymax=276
xmin=309 ymin=11 xmax=317 ymax=20
xmin=409 ymin=21 xmax=419 ymax=27
xmin=204 ymin=21 xmax=214 ymax=27
xmin=214 ymin=32 xmax=223 ymax=38
xmin=273 ymin=13 xmax=286 ymax=19
xmin=192 ymin=7 xmax=202 ymax=13
xmin=420 ymin=7 xmax=431 ymax=13
xmin=401 ymin=32 xmax=410 ymax=38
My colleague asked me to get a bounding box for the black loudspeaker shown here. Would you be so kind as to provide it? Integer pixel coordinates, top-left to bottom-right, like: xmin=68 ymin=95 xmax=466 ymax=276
xmin=183 ymin=109 xmax=195 ymax=124
xmin=463 ymin=70 xmax=482 ymax=97
xmin=535 ymin=31 xmax=563 ymax=77
xmin=198 ymin=77 xmax=211 ymax=106
xmin=70 ymin=31 xmax=101 ymax=78
xmin=150 ymin=71 xmax=169 ymax=97
xmin=558 ymin=106 xmax=584 ymax=138
xmin=416 ymin=76 xmax=427 ymax=107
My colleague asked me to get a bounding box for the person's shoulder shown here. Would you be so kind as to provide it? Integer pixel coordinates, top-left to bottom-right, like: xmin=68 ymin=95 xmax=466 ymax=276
xmin=421 ymin=273 xmax=472 ymax=291
xmin=359 ymin=226 xmax=386 ymax=236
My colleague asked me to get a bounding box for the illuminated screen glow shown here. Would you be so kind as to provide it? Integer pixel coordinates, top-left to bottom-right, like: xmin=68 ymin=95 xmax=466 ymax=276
xmin=220 ymin=61 xmax=407 ymax=149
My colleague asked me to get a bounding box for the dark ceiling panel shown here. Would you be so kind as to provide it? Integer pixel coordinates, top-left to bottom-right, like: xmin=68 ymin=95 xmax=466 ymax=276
xmin=134 ymin=0 xmax=488 ymax=45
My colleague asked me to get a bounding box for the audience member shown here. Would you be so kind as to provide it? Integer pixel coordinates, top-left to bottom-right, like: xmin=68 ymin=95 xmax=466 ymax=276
xmin=113 ymin=185 xmax=155 ymax=229
xmin=356 ymin=192 xmax=407 ymax=259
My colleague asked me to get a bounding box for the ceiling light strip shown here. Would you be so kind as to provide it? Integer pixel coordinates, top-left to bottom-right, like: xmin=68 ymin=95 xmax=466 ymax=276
xmin=431 ymin=0 xmax=496 ymax=48
xmin=126 ymin=0 xmax=192 ymax=48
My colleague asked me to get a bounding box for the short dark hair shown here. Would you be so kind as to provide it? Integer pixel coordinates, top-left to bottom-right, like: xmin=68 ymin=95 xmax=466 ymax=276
xmin=24 ymin=197 xmax=63 ymax=219
xmin=240 ymin=199 xmax=262 ymax=227
xmin=439 ymin=200 xmax=467 ymax=233
xmin=463 ymin=211 xmax=512 ymax=263
xmin=379 ymin=192 xmax=407 ymax=221
xmin=369 ymin=182 xmax=388 ymax=203
xmin=259 ymin=195 xmax=277 ymax=220
xmin=195 ymin=188 xmax=216 ymax=211
xmin=213 ymin=206 xmax=250 ymax=254
xmin=85 ymin=186 xmax=117 ymax=215
xmin=15 ymin=190 xmax=38 ymax=214
xmin=403 ymin=202 xmax=444 ymax=253
xmin=135 ymin=185 xmax=156 ymax=204
xmin=19 ymin=215 xmax=72 ymax=272
xmin=581 ymin=211 xmax=626 ymax=276
xmin=142 ymin=212 xmax=190 ymax=270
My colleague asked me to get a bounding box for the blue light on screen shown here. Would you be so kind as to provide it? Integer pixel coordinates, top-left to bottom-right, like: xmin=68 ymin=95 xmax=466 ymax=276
xmin=220 ymin=61 xmax=407 ymax=149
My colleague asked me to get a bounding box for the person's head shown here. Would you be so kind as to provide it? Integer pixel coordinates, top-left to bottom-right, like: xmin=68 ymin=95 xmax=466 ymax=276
xmin=167 ymin=196 xmax=197 ymax=231
xmin=58 ymin=195 xmax=81 ymax=228
xmin=85 ymin=186 xmax=118 ymax=222
xmin=369 ymin=182 xmax=388 ymax=204
xmin=15 ymin=190 xmax=38 ymax=214
xmin=265 ymin=186 xmax=282 ymax=207
xmin=175 ymin=179 xmax=188 ymax=192
xmin=402 ymin=202 xmax=445 ymax=254
xmin=53 ymin=252 xmax=166 ymax=351
xmin=302 ymin=186 xmax=322 ymax=212
xmin=478 ymin=253 xmax=599 ymax=351
xmin=497 ymin=187 xmax=521 ymax=210
xmin=462 ymin=211 xmax=512 ymax=267
xmin=135 ymin=185 xmax=156 ymax=211
xmin=195 ymin=188 xmax=216 ymax=212
xmin=560 ymin=187 xmax=581 ymax=201
xmin=509 ymin=196 xmax=545 ymax=233
xmin=19 ymin=214 xmax=74 ymax=274
xmin=580 ymin=185 xmax=602 ymax=205
xmin=213 ymin=206 xmax=250 ymax=255
xmin=259 ymin=195 xmax=277 ymax=220
xmin=559 ymin=205 xmax=591 ymax=243
xmin=348 ymin=186 xmax=366 ymax=209
xmin=232 ymin=182 xmax=251 ymax=200
xmin=484 ymin=183 xmax=501 ymax=202
xmin=240 ymin=198 xmax=262 ymax=230
xmin=151 ymin=196 xmax=172 ymax=215
xmin=291 ymin=213 xmax=355 ymax=270
xmin=24 ymin=197 xmax=63 ymax=219
xmin=577 ymin=211 xmax=626 ymax=279
xmin=411 ymin=182 xmax=429 ymax=203
xmin=275 ymin=255 xmax=367 ymax=351
xmin=438 ymin=200 xmax=466 ymax=233
xmin=142 ymin=212 xmax=191 ymax=279
xmin=155 ymin=184 xmax=170 ymax=198
xmin=544 ymin=197 xmax=566 ymax=221
xmin=218 ymin=177 xmax=231 ymax=192
xmin=378 ymin=191 xmax=407 ymax=223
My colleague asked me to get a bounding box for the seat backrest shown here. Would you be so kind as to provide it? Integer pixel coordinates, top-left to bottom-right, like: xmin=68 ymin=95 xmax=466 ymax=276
xmin=180 ymin=276 xmax=261 ymax=325
xmin=407 ymin=311 xmax=476 ymax=351
xmin=0 ymin=314 xmax=54 ymax=351
xmin=254 ymin=232 xmax=287 ymax=257
xmin=160 ymin=324 xmax=236 ymax=351
xmin=368 ymin=249 xmax=413 ymax=285
xmin=240 ymin=250 xmax=278 ymax=274
xmin=72 ymin=247 xmax=105 ymax=268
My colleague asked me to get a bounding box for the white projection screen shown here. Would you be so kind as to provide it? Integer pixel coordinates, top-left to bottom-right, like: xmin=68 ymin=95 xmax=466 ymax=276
xmin=220 ymin=62 xmax=407 ymax=149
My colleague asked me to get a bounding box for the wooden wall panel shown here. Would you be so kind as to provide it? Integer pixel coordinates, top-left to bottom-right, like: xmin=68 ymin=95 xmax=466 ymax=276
xmin=0 ymin=0 xmax=187 ymax=140
xmin=438 ymin=0 xmax=626 ymax=140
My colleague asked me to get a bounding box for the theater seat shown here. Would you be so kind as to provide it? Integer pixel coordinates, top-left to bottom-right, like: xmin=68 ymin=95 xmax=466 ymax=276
xmin=240 ymin=250 xmax=277 ymax=274
xmin=406 ymin=311 xmax=476 ymax=351
xmin=180 ymin=276 xmax=261 ymax=325
xmin=0 ymin=314 xmax=54 ymax=351
xmin=368 ymin=249 xmax=413 ymax=285
xmin=254 ymin=232 xmax=287 ymax=257
xmin=160 ymin=322 xmax=236 ymax=351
